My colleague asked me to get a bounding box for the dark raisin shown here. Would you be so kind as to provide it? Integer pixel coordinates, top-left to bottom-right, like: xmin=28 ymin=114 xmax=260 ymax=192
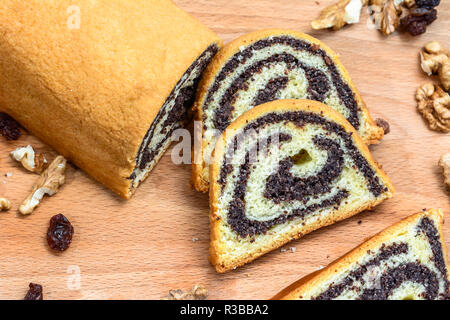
xmin=400 ymin=8 xmax=437 ymax=36
xmin=405 ymin=20 xmax=427 ymax=36
xmin=411 ymin=7 xmax=438 ymax=23
xmin=415 ymin=0 xmax=440 ymax=8
xmin=375 ymin=118 xmax=390 ymax=135
xmin=0 ymin=113 xmax=21 ymax=140
xmin=24 ymin=283 xmax=43 ymax=300
xmin=47 ymin=214 xmax=74 ymax=252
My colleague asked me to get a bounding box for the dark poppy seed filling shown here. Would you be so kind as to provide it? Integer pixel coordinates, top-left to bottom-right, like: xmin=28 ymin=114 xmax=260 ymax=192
xmin=219 ymin=111 xmax=385 ymax=195
xmin=204 ymin=36 xmax=360 ymax=135
xmin=218 ymin=110 xmax=388 ymax=238
xmin=360 ymin=263 xmax=439 ymax=300
xmin=253 ymin=76 xmax=289 ymax=106
xmin=226 ymin=132 xmax=349 ymax=237
xmin=264 ymin=136 xmax=344 ymax=204
xmin=417 ymin=217 xmax=450 ymax=295
xmin=212 ymin=52 xmax=332 ymax=131
xmin=311 ymin=217 xmax=449 ymax=300
xmin=130 ymin=44 xmax=218 ymax=183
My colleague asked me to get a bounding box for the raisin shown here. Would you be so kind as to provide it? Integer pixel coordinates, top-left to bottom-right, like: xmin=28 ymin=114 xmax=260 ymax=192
xmin=24 ymin=283 xmax=43 ymax=300
xmin=415 ymin=0 xmax=440 ymax=8
xmin=0 ymin=113 xmax=21 ymax=140
xmin=47 ymin=214 xmax=74 ymax=252
xmin=400 ymin=8 xmax=437 ymax=36
xmin=375 ymin=118 xmax=390 ymax=135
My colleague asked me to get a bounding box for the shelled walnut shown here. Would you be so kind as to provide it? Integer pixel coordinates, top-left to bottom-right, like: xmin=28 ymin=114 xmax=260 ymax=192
xmin=10 ymin=145 xmax=47 ymax=173
xmin=370 ymin=0 xmax=403 ymax=35
xmin=19 ymin=155 xmax=66 ymax=215
xmin=439 ymin=153 xmax=450 ymax=189
xmin=416 ymin=83 xmax=450 ymax=132
xmin=420 ymin=41 xmax=450 ymax=91
xmin=163 ymin=284 xmax=208 ymax=300
xmin=312 ymin=0 xmax=368 ymax=30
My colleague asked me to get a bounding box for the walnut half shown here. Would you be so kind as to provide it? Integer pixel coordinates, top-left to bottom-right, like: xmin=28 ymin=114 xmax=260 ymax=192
xmin=439 ymin=153 xmax=450 ymax=189
xmin=312 ymin=0 xmax=368 ymax=31
xmin=416 ymin=83 xmax=450 ymax=133
xmin=19 ymin=155 xmax=66 ymax=215
xmin=420 ymin=41 xmax=450 ymax=92
xmin=10 ymin=145 xmax=47 ymax=173
xmin=370 ymin=0 xmax=404 ymax=36
xmin=163 ymin=284 xmax=208 ymax=300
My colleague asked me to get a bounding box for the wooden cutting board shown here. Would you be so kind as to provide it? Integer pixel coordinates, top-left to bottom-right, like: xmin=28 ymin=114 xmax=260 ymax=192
xmin=0 ymin=0 xmax=448 ymax=300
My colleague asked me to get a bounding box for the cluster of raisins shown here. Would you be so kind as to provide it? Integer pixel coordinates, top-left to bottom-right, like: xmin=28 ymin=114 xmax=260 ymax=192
xmin=0 ymin=113 xmax=21 ymax=140
xmin=400 ymin=0 xmax=440 ymax=36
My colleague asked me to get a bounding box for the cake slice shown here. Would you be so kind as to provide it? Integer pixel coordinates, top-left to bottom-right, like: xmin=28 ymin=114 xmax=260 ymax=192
xmin=209 ymin=99 xmax=394 ymax=273
xmin=273 ymin=209 xmax=449 ymax=300
xmin=193 ymin=29 xmax=384 ymax=192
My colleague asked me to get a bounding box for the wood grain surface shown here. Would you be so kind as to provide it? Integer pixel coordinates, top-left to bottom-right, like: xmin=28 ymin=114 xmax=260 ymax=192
xmin=0 ymin=0 xmax=449 ymax=300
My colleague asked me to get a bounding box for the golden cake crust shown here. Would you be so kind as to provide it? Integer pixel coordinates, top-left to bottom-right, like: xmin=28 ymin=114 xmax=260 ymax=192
xmin=272 ymin=209 xmax=448 ymax=300
xmin=0 ymin=0 xmax=221 ymax=198
xmin=209 ymin=99 xmax=394 ymax=273
xmin=192 ymin=29 xmax=384 ymax=193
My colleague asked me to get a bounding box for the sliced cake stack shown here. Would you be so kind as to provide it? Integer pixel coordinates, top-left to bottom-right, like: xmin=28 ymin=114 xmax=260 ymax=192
xmin=193 ymin=29 xmax=384 ymax=193
xmin=190 ymin=30 xmax=394 ymax=272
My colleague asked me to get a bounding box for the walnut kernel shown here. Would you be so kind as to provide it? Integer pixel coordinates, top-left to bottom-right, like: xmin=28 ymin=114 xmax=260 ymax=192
xmin=420 ymin=41 xmax=450 ymax=91
xmin=370 ymin=0 xmax=403 ymax=35
xmin=416 ymin=83 xmax=450 ymax=132
xmin=19 ymin=155 xmax=66 ymax=215
xmin=403 ymin=0 xmax=415 ymax=8
xmin=438 ymin=153 xmax=450 ymax=189
xmin=312 ymin=0 xmax=368 ymax=30
xmin=10 ymin=145 xmax=47 ymax=173
xmin=163 ymin=284 xmax=208 ymax=300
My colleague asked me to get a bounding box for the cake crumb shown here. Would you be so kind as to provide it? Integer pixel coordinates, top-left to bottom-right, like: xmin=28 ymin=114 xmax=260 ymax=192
xmin=192 ymin=237 xmax=200 ymax=242
xmin=290 ymin=247 xmax=297 ymax=253
xmin=0 ymin=198 xmax=11 ymax=211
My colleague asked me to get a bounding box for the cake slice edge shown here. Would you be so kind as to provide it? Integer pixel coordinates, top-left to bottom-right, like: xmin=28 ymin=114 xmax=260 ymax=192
xmin=272 ymin=209 xmax=449 ymax=300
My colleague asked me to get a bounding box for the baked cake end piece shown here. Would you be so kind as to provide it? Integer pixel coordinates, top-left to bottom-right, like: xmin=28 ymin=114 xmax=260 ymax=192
xmin=273 ymin=209 xmax=449 ymax=300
